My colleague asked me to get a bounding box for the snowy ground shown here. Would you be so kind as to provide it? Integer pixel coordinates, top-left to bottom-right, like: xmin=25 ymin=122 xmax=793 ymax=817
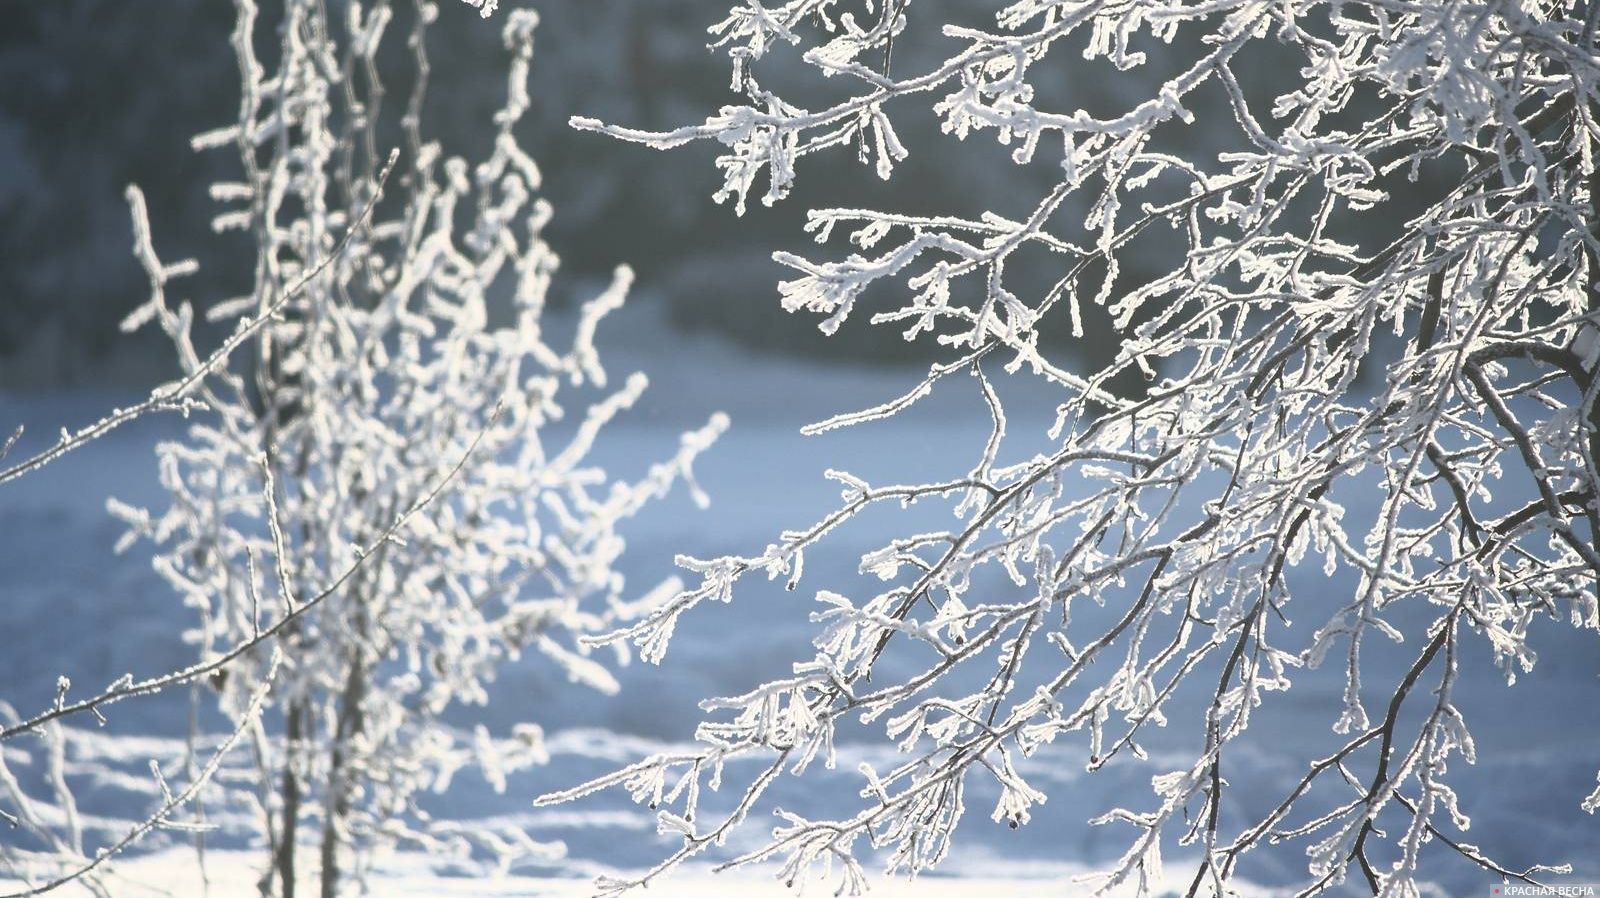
xmin=0 ymin=848 xmax=1213 ymax=898
xmin=2 ymin=304 xmax=1598 ymax=896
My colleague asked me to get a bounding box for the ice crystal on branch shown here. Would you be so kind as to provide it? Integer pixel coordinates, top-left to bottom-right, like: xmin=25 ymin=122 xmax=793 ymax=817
xmin=543 ymin=1 xmax=1600 ymax=895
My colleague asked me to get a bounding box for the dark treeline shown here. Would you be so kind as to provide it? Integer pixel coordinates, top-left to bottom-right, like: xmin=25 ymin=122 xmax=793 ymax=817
xmin=0 ymin=0 xmax=1448 ymax=388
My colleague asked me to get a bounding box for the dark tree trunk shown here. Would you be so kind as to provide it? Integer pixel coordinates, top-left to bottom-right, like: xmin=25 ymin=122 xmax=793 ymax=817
xmin=276 ymin=700 xmax=305 ymax=898
xmin=320 ymin=646 xmax=368 ymax=898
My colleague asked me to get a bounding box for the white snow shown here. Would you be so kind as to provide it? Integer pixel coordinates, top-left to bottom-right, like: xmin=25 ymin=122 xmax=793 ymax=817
xmin=3 ymin=304 xmax=1597 ymax=895
xmin=0 ymin=847 xmax=1205 ymax=898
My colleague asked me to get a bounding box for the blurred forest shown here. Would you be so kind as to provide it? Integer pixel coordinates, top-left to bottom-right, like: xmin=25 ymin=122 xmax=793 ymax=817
xmin=0 ymin=1 xmax=1100 ymax=387
xmin=0 ymin=0 xmax=1447 ymax=388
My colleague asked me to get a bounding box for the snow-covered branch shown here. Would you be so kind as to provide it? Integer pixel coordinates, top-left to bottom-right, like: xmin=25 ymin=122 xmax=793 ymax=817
xmin=2 ymin=1 xmax=721 ymax=894
xmin=543 ymin=0 xmax=1600 ymax=894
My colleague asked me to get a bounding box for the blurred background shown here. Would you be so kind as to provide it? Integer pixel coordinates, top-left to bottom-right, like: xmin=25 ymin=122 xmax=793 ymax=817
xmin=0 ymin=0 xmax=1208 ymax=389
xmin=0 ymin=0 xmax=1456 ymax=392
xmin=0 ymin=0 xmax=953 ymax=386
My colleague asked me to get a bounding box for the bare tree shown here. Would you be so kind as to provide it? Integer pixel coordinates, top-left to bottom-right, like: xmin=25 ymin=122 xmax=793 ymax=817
xmin=2 ymin=2 xmax=723 ymax=896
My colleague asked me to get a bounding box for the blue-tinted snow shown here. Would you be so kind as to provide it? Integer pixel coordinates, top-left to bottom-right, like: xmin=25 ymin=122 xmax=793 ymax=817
xmin=2 ymin=304 xmax=1596 ymax=895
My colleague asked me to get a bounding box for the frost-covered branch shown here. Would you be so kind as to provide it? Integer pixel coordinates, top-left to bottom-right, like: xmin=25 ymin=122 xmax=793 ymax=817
xmin=543 ymin=0 xmax=1600 ymax=894
xmin=2 ymin=1 xmax=723 ymax=895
